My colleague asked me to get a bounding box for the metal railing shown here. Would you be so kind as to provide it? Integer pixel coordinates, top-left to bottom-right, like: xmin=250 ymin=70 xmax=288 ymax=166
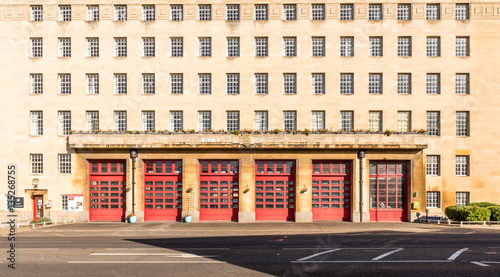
xmin=422 ymin=219 xmax=500 ymax=227
xmin=0 ymin=219 xmax=75 ymax=229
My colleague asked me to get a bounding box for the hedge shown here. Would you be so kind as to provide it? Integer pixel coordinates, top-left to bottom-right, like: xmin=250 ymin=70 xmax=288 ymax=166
xmin=490 ymin=206 xmax=500 ymax=221
xmin=445 ymin=205 xmax=491 ymax=221
xmin=469 ymin=202 xmax=500 ymax=208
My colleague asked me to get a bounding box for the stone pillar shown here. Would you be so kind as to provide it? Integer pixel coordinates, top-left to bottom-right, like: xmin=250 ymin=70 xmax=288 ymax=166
xmin=238 ymin=154 xmax=255 ymax=222
xmin=352 ymin=156 xmax=370 ymax=222
xmin=295 ymin=154 xmax=313 ymax=222
xmin=182 ymin=156 xmax=200 ymax=222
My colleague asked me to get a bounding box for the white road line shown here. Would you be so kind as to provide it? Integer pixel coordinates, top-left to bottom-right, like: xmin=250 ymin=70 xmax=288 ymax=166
xmin=372 ymin=248 xmax=404 ymax=261
xmin=448 ymin=248 xmax=469 ymax=261
xmin=471 ymin=261 xmax=490 ymax=267
xmin=292 ymin=260 xmax=452 ymax=263
xmin=68 ymin=261 xmax=226 ymax=264
xmin=482 ymin=261 xmax=500 ymax=264
xmin=296 ymin=248 xmax=341 ymax=261
xmin=90 ymin=253 xmax=220 ymax=258
xmin=283 ymin=248 xmax=337 ymax=250
xmin=103 ymin=248 xmax=230 ymax=250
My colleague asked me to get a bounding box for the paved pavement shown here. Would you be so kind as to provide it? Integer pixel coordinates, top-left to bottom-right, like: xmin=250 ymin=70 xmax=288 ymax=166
xmin=1 ymin=222 xmax=499 ymax=276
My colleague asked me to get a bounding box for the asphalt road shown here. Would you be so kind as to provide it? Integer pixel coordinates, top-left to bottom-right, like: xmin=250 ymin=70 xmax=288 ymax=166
xmin=1 ymin=222 xmax=500 ymax=276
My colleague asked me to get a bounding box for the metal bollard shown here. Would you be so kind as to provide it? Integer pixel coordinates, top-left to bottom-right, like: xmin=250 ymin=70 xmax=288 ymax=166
xmin=64 ymin=220 xmax=67 ymax=224
xmin=438 ymin=220 xmax=440 ymax=224
xmin=55 ymin=221 xmax=57 ymax=225
xmin=484 ymin=221 xmax=486 ymax=226
xmin=43 ymin=222 xmax=46 ymax=226
xmin=460 ymin=221 xmax=463 ymax=227
xmin=33 ymin=224 xmax=35 ymax=228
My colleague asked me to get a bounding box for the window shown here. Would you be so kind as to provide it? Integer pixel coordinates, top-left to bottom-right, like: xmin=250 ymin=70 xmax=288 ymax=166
xmin=255 ymin=4 xmax=268 ymax=20
xmin=142 ymin=74 xmax=155 ymax=94
xmin=170 ymin=111 xmax=183 ymax=132
xmin=86 ymin=74 xmax=99 ymax=95
xmin=86 ymin=111 xmax=99 ymax=132
xmin=426 ymin=155 xmax=440 ymax=176
xmin=199 ymin=38 xmax=211 ymax=57
xmin=30 ymin=74 xmax=43 ymax=95
xmin=61 ymin=195 xmax=68 ymax=211
xmin=427 ymin=37 xmax=440 ymax=57
xmin=86 ymin=38 xmax=99 ymax=57
xmin=369 ymin=37 xmax=383 ymax=57
xmin=58 ymin=74 xmax=71 ymax=95
xmin=86 ymin=5 xmax=99 ymax=21
xmin=59 ymin=154 xmax=71 ymax=174
xmin=171 ymin=38 xmax=183 ymax=57
xmin=255 ymin=111 xmax=268 ymax=131
xmin=143 ymin=5 xmax=155 ymax=21
xmin=114 ymin=38 xmax=127 ymax=57
xmin=340 ymin=73 xmax=354 ymax=94
xmin=255 ymin=37 xmax=268 ymax=57
xmin=114 ymin=5 xmax=127 ymax=21
xmin=198 ymin=111 xmax=212 ymax=131
xmin=369 ymin=73 xmax=383 ymax=94
xmin=456 ymin=192 xmax=470 ymax=205
xmin=312 ymin=37 xmax=325 ymax=57
xmin=397 ymin=111 xmax=411 ymax=132
xmin=59 ymin=5 xmax=71 ymax=21
xmin=456 ymin=37 xmax=469 ymax=57
xmin=171 ymin=5 xmax=183 ymax=21
xmin=171 ymin=74 xmax=183 ymax=94
xmin=340 ymin=37 xmax=354 ymax=57
xmin=398 ymin=37 xmax=411 ymax=57
xmin=456 ymin=73 xmax=469 ymax=95
xmin=340 ymin=4 xmax=354 ymax=20
xmin=397 ymin=4 xmax=411 ymax=20
xmin=427 ymin=192 xmax=440 ymax=208
xmin=340 ymin=111 xmax=354 ymax=132
xmin=114 ymin=74 xmax=127 ymax=94
xmin=227 ymin=111 xmax=240 ymax=131
xmin=284 ymin=111 xmax=297 ymax=131
xmin=142 ymin=111 xmax=155 ymax=131
xmin=283 ymin=37 xmax=297 ymax=57
xmin=427 ymin=111 xmax=440 ymax=136
xmin=312 ymin=4 xmax=325 ymax=20
xmin=31 ymin=6 xmax=43 ymax=22
xmin=227 ymin=37 xmax=240 ymax=57
xmin=456 ymin=156 xmax=469 ymax=176
xmin=30 ymin=38 xmax=43 ymax=58
xmin=198 ymin=74 xmax=212 ymax=94
xmin=283 ymin=73 xmax=297 ymax=94
xmin=143 ymin=38 xmax=155 ymax=57
xmin=58 ymin=38 xmax=71 ymax=58
xmin=456 ymin=111 xmax=469 ymax=136
xmin=30 ymin=154 xmax=43 ymax=174
xmin=283 ymin=4 xmax=297 ymax=20
xmin=426 ymin=4 xmax=440 ymax=20
xmin=312 ymin=73 xmax=325 ymax=94
xmin=255 ymin=73 xmax=268 ymax=94
xmin=455 ymin=4 xmax=469 ymax=20
xmin=227 ymin=73 xmax=240 ymax=95
xmin=58 ymin=111 xmax=71 ymax=136
xmin=369 ymin=4 xmax=382 ymax=20
xmin=227 ymin=4 xmax=239 ymax=21
xmin=311 ymin=111 xmax=325 ymax=131
xmin=426 ymin=73 xmax=440 ymax=95
xmin=369 ymin=111 xmax=382 ymax=132
xmin=397 ymin=73 xmax=411 ymax=94
xmin=30 ymin=111 xmax=43 ymax=136
xmin=199 ymin=4 xmax=211 ymax=21
xmin=114 ymin=111 xmax=127 ymax=131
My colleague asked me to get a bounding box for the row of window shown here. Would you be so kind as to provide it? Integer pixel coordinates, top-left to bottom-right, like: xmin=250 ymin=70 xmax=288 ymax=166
xmin=29 ymin=3 xmax=471 ymax=22
xmin=426 ymin=155 xmax=470 ymax=176
xmin=426 ymin=191 xmax=471 ymax=208
xmin=29 ymin=110 xmax=469 ymax=136
xmin=29 ymin=36 xmax=471 ymax=58
xmin=29 ymin=72 xmax=471 ymax=96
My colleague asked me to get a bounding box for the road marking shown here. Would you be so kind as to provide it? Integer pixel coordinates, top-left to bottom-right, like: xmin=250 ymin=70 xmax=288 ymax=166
xmin=283 ymin=248 xmax=337 ymax=250
xmin=90 ymin=253 xmax=220 ymax=258
xmin=372 ymin=248 xmax=404 ymax=261
xmin=482 ymin=261 xmax=500 ymax=264
xmin=296 ymin=248 xmax=341 ymax=261
xmin=448 ymin=248 xmax=469 ymax=261
xmin=103 ymin=248 xmax=230 ymax=250
xmin=68 ymin=261 xmax=226 ymax=264
xmin=292 ymin=260 xmax=452 ymax=263
xmin=471 ymin=261 xmax=490 ymax=267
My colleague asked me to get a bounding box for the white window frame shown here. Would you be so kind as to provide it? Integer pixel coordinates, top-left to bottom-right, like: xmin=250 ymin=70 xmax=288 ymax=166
xmin=58 ymin=38 xmax=71 ymax=58
xmin=311 ymin=4 xmax=325 ymax=20
xmin=61 ymin=195 xmax=68 ymax=211
xmin=86 ymin=111 xmax=99 ymax=132
xmin=283 ymin=73 xmax=297 ymax=95
xmin=30 ymin=74 xmax=43 ymax=95
xmin=142 ymin=5 xmax=155 ymax=21
xmin=114 ymin=38 xmax=127 ymax=57
xmin=340 ymin=4 xmax=354 ymax=20
xmin=142 ymin=111 xmax=155 ymax=132
xmin=31 ymin=38 xmax=43 ymax=58
xmin=283 ymin=111 xmax=297 ymax=131
xmin=455 ymin=73 xmax=469 ymax=95
xmin=255 ymin=111 xmax=268 ymax=131
xmin=397 ymin=111 xmax=411 ymax=132
xmin=397 ymin=4 xmax=411 ymax=20
xmin=59 ymin=5 xmax=71 ymax=21
xmin=30 ymin=111 xmax=43 ymax=136
xmin=255 ymin=73 xmax=268 ymax=94
xmin=398 ymin=37 xmax=411 ymax=57
xmin=171 ymin=5 xmax=183 ymax=21
xmin=227 ymin=73 xmax=240 ymax=95
xmin=171 ymin=37 xmax=183 ymax=57
xmin=368 ymin=73 xmax=383 ymax=95
xmin=58 ymin=154 xmax=71 ymax=174
xmin=198 ymin=74 xmax=212 ymax=94
xmin=142 ymin=38 xmax=155 ymax=57
xmin=283 ymin=4 xmax=297 ymax=20
xmin=30 ymin=154 xmax=43 ymax=174
xmin=311 ymin=111 xmax=325 ymax=131
xmin=427 ymin=111 xmax=440 ymax=136
xmin=198 ymin=111 xmax=212 ymax=131
xmin=426 ymin=73 xmax=440 ymax=95
xmin=114 ymin=111 xmax=127 ymax=131
xmin=114 ymin=5 xmax=127 ymax=21
xmin=426 ymin=4 xmax=440 ymax=20
xmin=58 ymin=74 xmax=71 ymax=95
xmin=397 ymin=73 xmax=411 ymax=94
xmin=227 ymin=4 xmax=240 ymax=21
xmin=340 ymin=73 xmax=354 ymax=95
xmin=312 ymin=73 xmax=325 ymax=94
xmin=456 ymin=192 xmax=470 ymax=205
xmin=312 ymin=37 xmax=325 ymax=57
xmin=255 ymin=37 xmax=268 ymax=57
xmin=255 ymin=4 xmax=268 ymax=20
xmin=142 ymin=73 xmax=155 ymax=95
xmin=368 ymin=4 xmax=383 ymax=20
xmin=86 ymin=74 xmax=99 ymax=95
xmin=340 ymin=111 xmax=354 ymax=132
xmin=199 ymin=37 xmax=211 ymax=57
xmin=340 ymin=37 xmax=354 ymax=57
xmin=170 ymin=111 xmax=183 ymax=132
xmin=369 ymin=37 xmax=383 ymax=57
xmin=227 ymin=111 xmax=240 ymax=131
xmin=456 ymin=37 xmax=469 ymax=57
xmin=426 ymin=192 xmax=440 ymax=208
xmin=58 ymin=111 xmax=71 ymax=136
xmin=171 ymin=74 xmax=183 ymax=94
xmin=368 ymin=111 xmax=382 ymax=132
xmin=227 ymin=37 xmax=240 ymax=57
xmin=427 ymin=37 xmax=440 ymax=57
xmin=199 ymin=4 xmax=211 ymax=21
xmin=283 ymin=37 xmax=297 ymax=57
xmin=426 ymin=155 xmax=440 ymax=176
xmin=114 ymin=74 xmax=127 ymax=95
xmin=455 ymin=4 xmax=469 ymax=20
xmin=86 ymin=5 xmax=99 ymax=22
xmin=456 ymin=111 xmax=469 ymax=137
xmin=86 ymin=38 xmax=99 ymax=57
xmin=31 ymin=5 xmax=43 ymax=22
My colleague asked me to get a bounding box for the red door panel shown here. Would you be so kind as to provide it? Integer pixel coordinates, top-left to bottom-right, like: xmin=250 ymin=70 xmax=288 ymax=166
xmin=144 ymin=161 xmax=182 ymax=221
xmin=255 ymin=161 xmax=295 ymax=221
xmin=89 ymin=161 xmax=126 ymax=222
xmin=33 ymin=195 xmax=43 ymax=221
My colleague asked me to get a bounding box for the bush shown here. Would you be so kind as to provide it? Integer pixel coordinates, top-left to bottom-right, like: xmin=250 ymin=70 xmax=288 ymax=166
xmin=445 ymin=205 xmax=491 ymax=221
xmin=445 ymin=205 xmax=463 ymax=221
xmin=469 ymin=202 xmax=499 ymax=208
xmin=489 ymin=206 xmax=500 ymax=221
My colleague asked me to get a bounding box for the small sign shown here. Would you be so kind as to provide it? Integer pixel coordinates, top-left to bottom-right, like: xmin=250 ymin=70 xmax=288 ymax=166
xmin=45 ymin=200 xmax=52 ymax=208
xmin=14 ymin=197 xmax=23 ymax=208
xmin=68 ymin=194 xmax=84 ymax=211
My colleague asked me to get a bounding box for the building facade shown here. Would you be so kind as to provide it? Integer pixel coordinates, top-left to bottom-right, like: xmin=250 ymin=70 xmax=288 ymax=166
xmin=1 ymin=0 xmax=499 ymax=223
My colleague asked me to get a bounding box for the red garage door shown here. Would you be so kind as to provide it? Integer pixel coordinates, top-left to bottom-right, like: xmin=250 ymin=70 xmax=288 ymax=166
xmin=255 ymin=161 xmax=295 ymax=221
xmin=199 ymin=161 xmax=239 ymax=221
xmin=312 ymin=161 xmax=352 ymax=221
xmin=144 ymin=160 xmax=182 ymax=221
xmin=89 ymin=161 xmax=126 ymax=222
xmin=369 ymin=161 xmax=408 ymax=222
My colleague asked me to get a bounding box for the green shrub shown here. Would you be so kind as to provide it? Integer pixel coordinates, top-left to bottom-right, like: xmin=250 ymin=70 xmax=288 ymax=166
xmin=445 ymin=205 xmax=491 ymax=221
xmin=489 ymin=206 xmax=500 ymax=221
xmin=445 ymin=205 xmax=463 ymax=221
xmin=469 ymin=202 xmax=499 ymax=208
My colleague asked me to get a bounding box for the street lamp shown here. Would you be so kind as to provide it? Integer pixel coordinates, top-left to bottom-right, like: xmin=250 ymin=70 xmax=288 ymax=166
xmin=130 ymin=149 xmax=138 ymax=215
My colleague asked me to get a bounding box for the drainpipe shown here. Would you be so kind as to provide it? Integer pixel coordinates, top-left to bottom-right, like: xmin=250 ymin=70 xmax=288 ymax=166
xmin=358 ymin=150 xmax=365 ymax=222
xmin=130 ymin=149 xmax=138 ymax=215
